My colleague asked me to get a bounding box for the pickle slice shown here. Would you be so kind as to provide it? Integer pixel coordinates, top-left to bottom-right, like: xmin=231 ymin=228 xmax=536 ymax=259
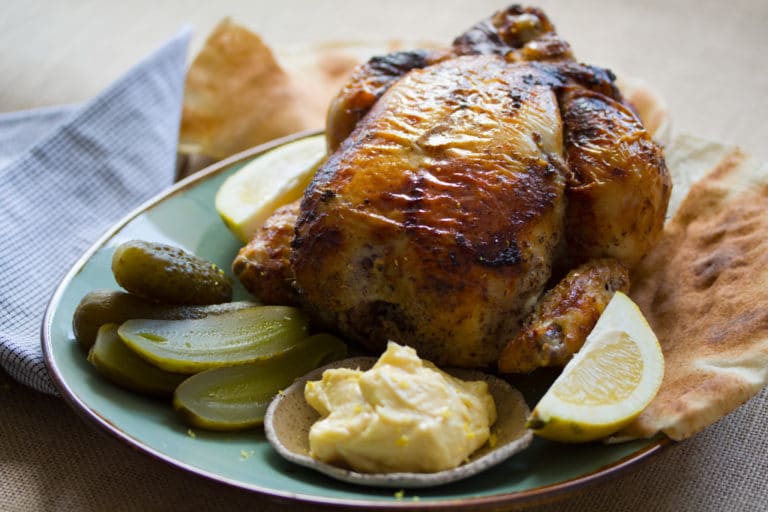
xmin=117 ymin=306 xmax=309 ymax=373
xmin=73 ymin=289 xmax=256 ymax=350
xmin=173 ymin=333 xmax=347 ymax=430
xmin=87 ymin=323 xmax=187 ymax=396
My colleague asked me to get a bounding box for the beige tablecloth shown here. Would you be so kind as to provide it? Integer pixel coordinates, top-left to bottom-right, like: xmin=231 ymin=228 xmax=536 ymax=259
xmin=2 ymin=1 xmax=767 ymax=510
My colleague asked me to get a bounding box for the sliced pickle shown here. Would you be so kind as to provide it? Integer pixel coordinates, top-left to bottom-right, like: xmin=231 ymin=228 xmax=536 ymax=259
xmin=111 ymin=240 xmax=232 ymax=305
xmin=72 ymin=289 xmax=256 ymax=350
xmin=87 ymin=323 xmax=187 ymax=396
xmin=173 ymin=333 xmax=347 ymax=430
xmin=117 ymin=305 xmax=309 ymax=373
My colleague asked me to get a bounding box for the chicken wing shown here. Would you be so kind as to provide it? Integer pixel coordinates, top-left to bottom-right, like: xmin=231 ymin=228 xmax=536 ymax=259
xmin=232 ymin=200 xmax=300 ymax=306
xmin=498 ymin=258 xmax=630 ymax=373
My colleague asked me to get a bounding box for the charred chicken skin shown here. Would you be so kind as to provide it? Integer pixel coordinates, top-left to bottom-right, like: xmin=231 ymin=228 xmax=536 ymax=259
xmin=235 ymin=5 xmax=671 ymax=372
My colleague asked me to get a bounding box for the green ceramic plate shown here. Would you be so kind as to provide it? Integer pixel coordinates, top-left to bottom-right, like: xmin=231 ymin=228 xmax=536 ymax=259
xmin=42 ymin=131 xmax=669 ymax=510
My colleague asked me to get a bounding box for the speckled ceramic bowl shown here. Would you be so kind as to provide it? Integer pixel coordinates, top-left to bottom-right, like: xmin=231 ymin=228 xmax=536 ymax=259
xmin=264 ymin=357 xmax=534 ymax=488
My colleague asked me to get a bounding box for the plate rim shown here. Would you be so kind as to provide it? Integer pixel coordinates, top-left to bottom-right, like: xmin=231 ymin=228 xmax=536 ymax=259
xmin=41 ymin=130 xmax=671 ymax=511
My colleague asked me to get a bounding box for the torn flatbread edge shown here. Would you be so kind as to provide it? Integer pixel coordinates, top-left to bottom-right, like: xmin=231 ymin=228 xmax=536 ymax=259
xmin=611 ymin=134 xmax=768 ymax=442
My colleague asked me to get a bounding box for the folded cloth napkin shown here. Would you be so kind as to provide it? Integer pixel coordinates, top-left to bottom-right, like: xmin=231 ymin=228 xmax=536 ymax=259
xmin=0 ymin=105 xmax=79 ymax=170
xmin=0 ymin=28 xmax=191 ymax=394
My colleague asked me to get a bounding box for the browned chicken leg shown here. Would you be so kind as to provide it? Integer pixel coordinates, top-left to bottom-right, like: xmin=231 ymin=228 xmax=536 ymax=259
xmin=559 ymin=86 xmax=670 ymax=269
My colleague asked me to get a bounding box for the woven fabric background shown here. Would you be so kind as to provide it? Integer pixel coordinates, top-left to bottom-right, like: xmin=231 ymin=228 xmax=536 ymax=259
xmin=0 ymin=28 xmax=190 ymax=394
xmin=1 ymin=0 xmax=766 ymax=510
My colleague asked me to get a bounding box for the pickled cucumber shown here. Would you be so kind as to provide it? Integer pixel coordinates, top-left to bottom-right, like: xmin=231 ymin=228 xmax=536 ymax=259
xmin=72 ymin=289 xmax=256 ymax=350
xmin=87 ymin=323 xmax=187 ymax=396
xmin=117 ymin=305 xmax=310 ymax=373
xmin=111 ymin=240 xmax=232 ymax=305
xmin=173 ymin=333 xmax=347 ymax=430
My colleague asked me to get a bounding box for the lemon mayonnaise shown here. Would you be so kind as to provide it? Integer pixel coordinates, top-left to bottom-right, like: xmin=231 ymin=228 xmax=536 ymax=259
xmin=304 ymin=341 xmax=496 ymax=473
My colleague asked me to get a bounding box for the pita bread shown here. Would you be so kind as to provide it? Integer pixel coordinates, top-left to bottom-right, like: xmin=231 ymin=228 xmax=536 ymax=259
xmin=179 ymin=19 xmax=364 ymax=159
xmin=616 ymin=134 xmax=768 ymax=441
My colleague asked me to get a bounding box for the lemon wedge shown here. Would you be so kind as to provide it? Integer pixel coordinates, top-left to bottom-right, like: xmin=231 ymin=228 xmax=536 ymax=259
xmin=215 ymin=134 xmax=326 ymax=243
xmin=526 ymin=291 xmax=664 ymax=442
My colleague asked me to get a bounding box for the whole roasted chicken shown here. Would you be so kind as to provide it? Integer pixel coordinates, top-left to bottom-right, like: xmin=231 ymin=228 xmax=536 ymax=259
xmin=234 ymin=5 xmax=671 ymax=373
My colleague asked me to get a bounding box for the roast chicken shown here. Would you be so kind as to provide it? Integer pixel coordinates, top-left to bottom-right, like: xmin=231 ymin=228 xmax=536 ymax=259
xmin=234 ymin=5 xmax=671 ymax=372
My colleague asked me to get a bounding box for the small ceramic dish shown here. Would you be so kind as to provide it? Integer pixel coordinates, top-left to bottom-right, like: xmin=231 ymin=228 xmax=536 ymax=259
xmin=264 ymin=357 xmax=534 ymax=488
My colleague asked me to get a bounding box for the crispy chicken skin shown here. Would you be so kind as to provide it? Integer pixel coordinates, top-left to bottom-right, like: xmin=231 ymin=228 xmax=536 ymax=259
xmin=325 ymin=49 xmax=452 ymax=152
xmin=559 ymin=87 xmax=671 ymax=269
xmin=236 ymin=5 xmax=671 ymax=371
xmin=326 ymin=5 xmax=572 ymax=153
xmin=498 ymin=258 xmax=630 ymax=373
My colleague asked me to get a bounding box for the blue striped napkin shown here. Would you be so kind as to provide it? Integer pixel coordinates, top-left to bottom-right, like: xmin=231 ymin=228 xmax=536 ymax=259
xmin=0 ymin=28 xmax=191 ymax=394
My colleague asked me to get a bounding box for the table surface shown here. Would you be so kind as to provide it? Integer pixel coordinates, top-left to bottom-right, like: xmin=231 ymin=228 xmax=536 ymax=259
xmin=2 ymin=1 xmax=767 ymax=510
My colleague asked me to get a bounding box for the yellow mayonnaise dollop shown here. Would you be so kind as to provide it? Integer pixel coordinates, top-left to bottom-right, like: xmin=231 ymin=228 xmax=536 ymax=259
xmin=304 ymin=341 xmax=497 ymax=473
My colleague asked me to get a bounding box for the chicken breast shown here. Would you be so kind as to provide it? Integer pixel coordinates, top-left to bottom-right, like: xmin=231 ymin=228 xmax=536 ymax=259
xmin=292 ymin=55 xmax=567 ymax=367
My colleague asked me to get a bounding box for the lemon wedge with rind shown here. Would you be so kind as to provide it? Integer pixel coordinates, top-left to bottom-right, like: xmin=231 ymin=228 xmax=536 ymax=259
xmin=526 ymin=291 xmax=664 ymax=443
xmin=215 ymin=134 xmax=326 ymax=243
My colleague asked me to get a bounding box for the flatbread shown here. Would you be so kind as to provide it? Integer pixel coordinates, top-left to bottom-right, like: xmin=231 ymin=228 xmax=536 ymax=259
xmin=179 ymin=19 xmax=363 ymax=159
xmin=617 ymin=134 xmax=768 ymax=441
